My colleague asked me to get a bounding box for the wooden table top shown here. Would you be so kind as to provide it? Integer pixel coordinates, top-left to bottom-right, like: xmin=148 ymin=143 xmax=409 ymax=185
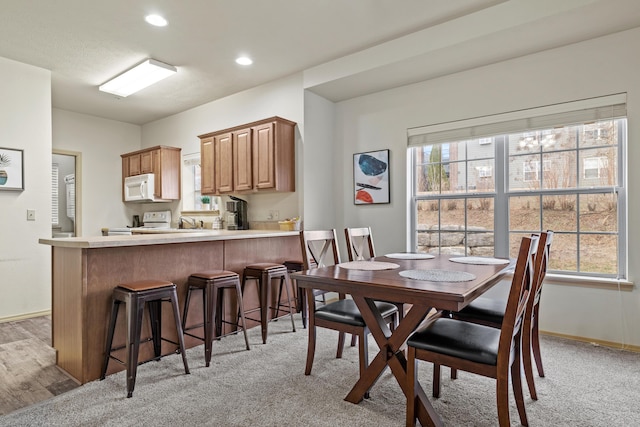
xmin=292 ymin=254 xmax=512 ymax=312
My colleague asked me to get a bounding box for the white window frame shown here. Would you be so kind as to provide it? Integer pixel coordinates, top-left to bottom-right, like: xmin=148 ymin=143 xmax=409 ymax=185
xmin=408 ymin=95 xmax=627 ymax=280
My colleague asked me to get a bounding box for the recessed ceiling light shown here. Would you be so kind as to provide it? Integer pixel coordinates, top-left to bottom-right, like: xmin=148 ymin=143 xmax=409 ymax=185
xmin=236 ymin=56 xmax=253 ymax=66
xmin=145 ymin=14 xmax=167 ymax=27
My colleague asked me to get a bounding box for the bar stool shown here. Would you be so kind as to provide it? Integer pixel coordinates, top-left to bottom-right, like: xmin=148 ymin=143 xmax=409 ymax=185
xmin=182 ymin=270 xmax=250 ymax=367
xmin=276 ymin=260 xmax=303 ymax=320
xmin=241 ymin=263 xmax=296 ymax=344
xmin=283 ymin=259 xmax=325 ymax=329
xmin=100 ymin=280 xmax=190 ymax=398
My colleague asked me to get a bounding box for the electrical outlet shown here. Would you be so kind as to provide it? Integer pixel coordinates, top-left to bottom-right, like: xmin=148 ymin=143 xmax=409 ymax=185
xmin=268 ymin=210 xmax=280 ymax=220
xmin=27 ymin=209 xmax=36 ymax=221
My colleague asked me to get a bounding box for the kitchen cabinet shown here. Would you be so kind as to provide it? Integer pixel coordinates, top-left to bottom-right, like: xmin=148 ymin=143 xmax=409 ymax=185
xmin=200 ymin=136 xmax=215 ymax=194
xmin=121 ymin=145 xmax=181 ymax=200
xmin=199 ymin=116 xmax=296 ymax=195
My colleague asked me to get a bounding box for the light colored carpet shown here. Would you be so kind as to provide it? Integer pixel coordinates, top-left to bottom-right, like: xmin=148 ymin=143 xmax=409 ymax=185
xmin=1 ymin=314 xmax=639 ymax=426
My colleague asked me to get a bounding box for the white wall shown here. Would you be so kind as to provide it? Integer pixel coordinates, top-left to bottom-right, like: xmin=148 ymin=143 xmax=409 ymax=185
xmin=330 ymin=27 xmax=640 ymax=347
xmin=142 ymin=74 xmax=305 ymax=224
xmin=302 ymin=91 xmax=337 ymax=230
xmin=0 ymin=57 xmax=52 ymax=320
xmin=52 ymin=109 xmax=142 ymax=235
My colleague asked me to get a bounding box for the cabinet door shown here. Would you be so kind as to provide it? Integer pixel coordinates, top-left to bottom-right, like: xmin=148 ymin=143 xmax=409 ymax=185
xmin=215 ymin=133 xmax=233 ymax=193
xmin=252 ymin=122 xmax=275 ymax=190
xmin=200 ymin=137 xmax=215 ymax=194
xmin=233 ymin=128 xmax=253 ymax=191
xmin=128 ymin=154 xmax=141 ymax=176
xmin=141 ymin=150 xmax=154 ymax=174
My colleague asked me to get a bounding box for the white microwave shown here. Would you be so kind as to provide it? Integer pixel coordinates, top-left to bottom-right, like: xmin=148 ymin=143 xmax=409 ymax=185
xmin=124 ymin=173 xmax=157 ymax=202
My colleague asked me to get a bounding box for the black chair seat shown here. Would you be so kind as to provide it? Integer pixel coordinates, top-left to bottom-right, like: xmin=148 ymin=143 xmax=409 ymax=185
xmin=407 ymin=317 xmax=500 ymax=366
xmin=454 ymin=296 xmax=506 ymax=325
xmin=315 ymin=299 xmax=398 ymax=327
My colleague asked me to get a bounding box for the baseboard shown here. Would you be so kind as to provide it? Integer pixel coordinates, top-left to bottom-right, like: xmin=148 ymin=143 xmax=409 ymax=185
xmin=541 ymin=330 xmax=640 ymax=353
xmin=0 ymin=309 xmax=52 ymax=324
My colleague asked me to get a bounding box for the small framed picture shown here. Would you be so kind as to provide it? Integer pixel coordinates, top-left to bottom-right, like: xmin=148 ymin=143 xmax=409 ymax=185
xmin=353 ymin=149 xmax=390 ymax=204
xmin=0 ymin=147 xmax=24 ymax=191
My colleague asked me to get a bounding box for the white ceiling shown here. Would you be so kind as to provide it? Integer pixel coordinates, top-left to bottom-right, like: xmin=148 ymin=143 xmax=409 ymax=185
xmin=0 ymin=0 xmax=639 ymax=125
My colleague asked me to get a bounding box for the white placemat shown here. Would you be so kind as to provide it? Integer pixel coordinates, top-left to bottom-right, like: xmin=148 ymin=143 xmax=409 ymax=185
xmin=449 ymin=256 xmax=510 ymax=265
xmin=399 ymin=269 xmax=476 ymax=282
xmin=337 ymin=261 xmax=400 ymax=271
xmin=384 ymin=253 xmax=435 ymax=260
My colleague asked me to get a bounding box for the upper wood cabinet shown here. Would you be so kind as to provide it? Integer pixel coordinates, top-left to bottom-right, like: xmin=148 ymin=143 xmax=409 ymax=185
xmin=200 ymin=137 xmax=215 ymax=194
xmin=121 ymin=145 xmax=182 ymax=201
xmin=199 ymin=117 xmax=296 ymax=195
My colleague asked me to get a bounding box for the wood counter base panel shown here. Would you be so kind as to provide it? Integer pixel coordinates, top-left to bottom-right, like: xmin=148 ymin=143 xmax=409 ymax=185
xmin=51 ymin=235 xmax=300 ymax=384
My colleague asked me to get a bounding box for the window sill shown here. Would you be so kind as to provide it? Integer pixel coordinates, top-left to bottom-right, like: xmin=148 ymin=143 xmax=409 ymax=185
xmin=501 ymin=272 xmax=634 ymax=291
xmin=545 ymin=273 xmax=633 ymax=291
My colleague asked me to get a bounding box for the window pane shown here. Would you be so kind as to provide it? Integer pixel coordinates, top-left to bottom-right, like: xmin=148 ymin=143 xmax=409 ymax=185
xmin=416 ymin=200 xmax=438 ymax=253
xmin=468 ymin=197 xmax=495 ymax=255
xmin=547 ymin=233 xmax=577 ymax=272
xmin=414 ymin=146 xmax=453 ymax=195
xmin=579 ymin=234 xmax=617 ymax=274
xmin=579 ymin=147 xmax=617 ymax=187
xmin=440 ymin=231 xmax=465 ymax=255
xmin=468 ymin=197 xmax=494 ymax=230
xmin=441 ymin=198 xmax=464 ymax=228
xmin=542 ymin=151 xmax=576 ymax=190
xmin=468 ymin=159 xmax=495 ymax=192
xmin=580 ymin=120 xmax=617 ymax=148
xmin=509 ymin=153 xmax=541 ymax=190
xmin=509 ymin=196 xmax=540 ymax=231
xmin=542 ymin=195 xmax=576 ymax=232
xmin=579 ymin=193 xmax=617 ymax=232
xmin=544 ymin=127 xmax=576 ymax=152
xmin=466 ymin=138 xmax=493 ymax=160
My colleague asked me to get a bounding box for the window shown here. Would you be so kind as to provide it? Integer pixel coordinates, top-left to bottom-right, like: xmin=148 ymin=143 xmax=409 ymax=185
xmin=409 ymin=96 xmax=626 ymax=279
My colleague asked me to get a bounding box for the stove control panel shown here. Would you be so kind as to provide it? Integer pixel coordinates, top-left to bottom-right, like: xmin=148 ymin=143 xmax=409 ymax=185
xmin=142 ymin=210 xmax=172 ymax=225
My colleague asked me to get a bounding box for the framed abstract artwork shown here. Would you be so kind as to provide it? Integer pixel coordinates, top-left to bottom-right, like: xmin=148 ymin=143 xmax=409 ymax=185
xmin=0 ymin=147 xmax=24 ymax=191
xmin=353 ymin=149 xmax=390 ymax=204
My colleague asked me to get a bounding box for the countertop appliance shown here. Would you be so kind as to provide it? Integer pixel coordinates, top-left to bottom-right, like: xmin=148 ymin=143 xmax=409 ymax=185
xmin=226 ymin=196 xmax=248 ymax=230
xmin=106 ymin=210 xmax=172 ymax=236
xmin=124 ymin=173 xmax=161 ymax=203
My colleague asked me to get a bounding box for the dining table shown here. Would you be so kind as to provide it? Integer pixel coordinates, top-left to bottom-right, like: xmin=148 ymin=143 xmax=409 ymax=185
xmin=292 ymin=253 xmax=513 ymax=427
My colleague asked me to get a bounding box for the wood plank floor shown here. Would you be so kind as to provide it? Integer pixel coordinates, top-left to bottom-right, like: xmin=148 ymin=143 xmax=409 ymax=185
xmin=0 ymin=316 xmax=79 ymax=416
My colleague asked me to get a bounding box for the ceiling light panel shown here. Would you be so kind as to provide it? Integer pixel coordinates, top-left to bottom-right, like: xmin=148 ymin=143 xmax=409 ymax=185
xmin=99 ymin=59 xmax=177 ymax=97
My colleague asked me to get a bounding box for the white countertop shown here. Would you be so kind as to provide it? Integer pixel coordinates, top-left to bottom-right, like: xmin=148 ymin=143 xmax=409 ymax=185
xmin=39 ymin=229 xmax=299 ymax=249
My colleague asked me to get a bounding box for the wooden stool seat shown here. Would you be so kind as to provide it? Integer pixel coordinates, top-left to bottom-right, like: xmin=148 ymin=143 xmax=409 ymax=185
xmin=182 ymin=270 xmax=250 ymax=367
xmin=100 ymin=280 xmax=190 ymax=398
xmin=242 ymin=263 xmax=296 ymax=344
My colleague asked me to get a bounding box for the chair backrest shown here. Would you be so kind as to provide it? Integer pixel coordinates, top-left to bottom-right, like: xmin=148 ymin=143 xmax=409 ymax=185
xmin=530 ymin=230 xmax=553 ymax=307
xmin=344 ymin=227 xmax=376 ymax=261
xmin=497 ymin=235 xmax=538 ymax=366
xmin=300 ymin=229 xmax=341 ymax=270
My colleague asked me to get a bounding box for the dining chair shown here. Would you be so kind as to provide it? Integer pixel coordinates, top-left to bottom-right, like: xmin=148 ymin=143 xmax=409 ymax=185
xmin=300 ymin=229 xmax=398 ymax=394
xmin=406 ymin=235 xmax=538 ymax=427
xmin=450 ymin=231 xmax=553 ymax=400
xmin=344 ymin=226 xmax=405 ymax=321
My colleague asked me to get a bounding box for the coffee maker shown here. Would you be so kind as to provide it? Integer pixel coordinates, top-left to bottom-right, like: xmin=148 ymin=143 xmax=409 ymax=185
xmin=226 ymin=196 xmax=248 ymax=230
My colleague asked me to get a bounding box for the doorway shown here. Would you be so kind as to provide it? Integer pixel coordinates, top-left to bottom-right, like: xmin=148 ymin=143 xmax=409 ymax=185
xmin=52 ymin=150 xmax=81 ymax=237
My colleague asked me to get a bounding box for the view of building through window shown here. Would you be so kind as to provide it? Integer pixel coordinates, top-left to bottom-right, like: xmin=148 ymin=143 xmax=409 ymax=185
xmin=411 ymin=118 xmax=625 ymax=278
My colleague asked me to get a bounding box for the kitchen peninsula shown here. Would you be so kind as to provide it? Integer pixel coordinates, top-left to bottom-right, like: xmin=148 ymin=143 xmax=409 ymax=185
xmin=39 ymin=230 xmax=300 ymax=384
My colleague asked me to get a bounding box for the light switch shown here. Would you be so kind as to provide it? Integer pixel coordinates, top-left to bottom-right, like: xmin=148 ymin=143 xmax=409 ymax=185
xmin=27 ymin=209 xmax=36 ymax=221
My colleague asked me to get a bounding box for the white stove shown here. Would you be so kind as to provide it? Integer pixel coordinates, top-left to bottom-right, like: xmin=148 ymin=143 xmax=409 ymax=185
xmin=138 ymin=210 xmax=172 ymax=229
xmin=106 ymin=210 xmax=172 ymax=236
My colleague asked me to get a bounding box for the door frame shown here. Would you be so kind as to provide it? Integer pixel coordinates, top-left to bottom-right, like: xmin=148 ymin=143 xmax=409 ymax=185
xmin=52 ymin=149 xmax=82 ymax=237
